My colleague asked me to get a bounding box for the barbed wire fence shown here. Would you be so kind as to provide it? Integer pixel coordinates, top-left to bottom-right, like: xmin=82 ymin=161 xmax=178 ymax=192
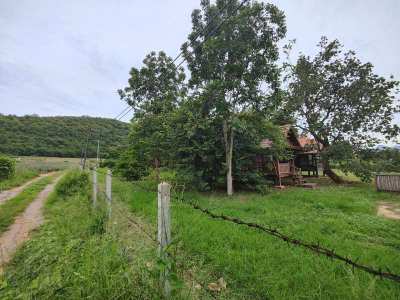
xmin=91 ymin=168 xmax=400 ymax=287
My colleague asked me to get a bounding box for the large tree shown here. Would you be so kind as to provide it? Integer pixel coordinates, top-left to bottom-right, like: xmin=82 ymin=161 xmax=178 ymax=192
xmin=118 ymin=51 xmax=186 ymax=178
xmin=182 ymin=0 xmax=286 ymax=195
xmin=285 ymin=37 xmax=400 ymax=182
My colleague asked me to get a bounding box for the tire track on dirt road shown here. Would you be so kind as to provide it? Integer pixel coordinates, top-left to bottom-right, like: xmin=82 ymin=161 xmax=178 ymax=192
xmin=0 ymin=172 xmax=55 ymax=205
xmin=0 ymin=175 xmax=62 ymax=272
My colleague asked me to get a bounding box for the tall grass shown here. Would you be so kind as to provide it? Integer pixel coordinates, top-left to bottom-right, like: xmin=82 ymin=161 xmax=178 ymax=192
xmin=0 ymin=170 xmax=161 ymax=299
xmin=2 ymin=171 xmax=399 ymax=299
xmin=0 ymin=175 xmax=54 ymax=233
xmin=111 ymin=177 xmax=400 ymax=299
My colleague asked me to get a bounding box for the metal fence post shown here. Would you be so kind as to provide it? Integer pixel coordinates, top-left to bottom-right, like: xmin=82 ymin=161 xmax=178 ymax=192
xmin=158 ymin=182 xmax=171 ymax=298
xmin=92 ymin=167 xmax=97 ymax=207
xmin=106 ymin=169 xmax=112 ymax=217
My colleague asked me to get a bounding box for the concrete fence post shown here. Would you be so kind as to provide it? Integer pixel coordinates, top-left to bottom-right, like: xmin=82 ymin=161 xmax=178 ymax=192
xmin=92 ymin=167 xmax=97 ymax=207
xmin=158 ymin=182 xmax=171 ymax=298
xmin=106 ymin=169 xmax=112 ymax=217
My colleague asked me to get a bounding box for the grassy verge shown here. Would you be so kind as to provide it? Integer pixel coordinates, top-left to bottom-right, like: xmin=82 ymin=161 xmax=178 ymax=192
xmin=0 ymin=174 xmax=54 ymax=233
xmin=110 ymin=177 xmax=400 ymax=299
xmin=0 ymin=169 xmax=39 ymax=192
xmin=0 ymin=170 xmax=161 ymax=299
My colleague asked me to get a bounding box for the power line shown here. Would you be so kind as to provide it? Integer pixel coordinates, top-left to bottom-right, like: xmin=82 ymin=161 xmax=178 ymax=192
xmin=112 ymin=0 xmax=249 ymax=123
xmin=80 ymin=0 xmax=251 ymax=164
xmin=114 ymin=105 xmax=132 ymax=120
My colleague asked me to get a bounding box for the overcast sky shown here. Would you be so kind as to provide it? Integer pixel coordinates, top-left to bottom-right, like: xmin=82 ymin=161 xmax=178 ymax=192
xmin=1 ymin=0 xmax=399 ymax=123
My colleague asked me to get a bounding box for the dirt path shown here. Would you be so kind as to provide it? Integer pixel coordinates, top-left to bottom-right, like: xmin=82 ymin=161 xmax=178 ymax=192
xmin=0 ymin=172 xmax=54 ymax=205
xmin=0 ymin=175 xmax=61 ymax=272
xmin=377 ymin=202 xmax=400 ymax=220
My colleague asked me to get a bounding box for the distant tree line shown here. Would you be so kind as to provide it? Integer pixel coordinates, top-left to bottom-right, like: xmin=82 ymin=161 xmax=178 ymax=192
xmin=0 ymin=115 xmax=129 ymax=158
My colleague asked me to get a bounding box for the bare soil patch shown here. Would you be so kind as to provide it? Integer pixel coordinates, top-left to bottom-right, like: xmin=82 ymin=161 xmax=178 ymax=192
xmin=0 ymin=173 xmax=54 ymax=205
xmin=0 ymin=176 xmax=60 ymax=272
xmin=377 ymin=202 xmax=400 ymax=220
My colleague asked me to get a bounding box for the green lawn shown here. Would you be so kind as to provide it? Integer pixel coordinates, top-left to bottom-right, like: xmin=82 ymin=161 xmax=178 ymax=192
xmin=110 ymin=176 xmax=400 ymax=299
xmin=0 ymin=175 xmax=54 ymax=233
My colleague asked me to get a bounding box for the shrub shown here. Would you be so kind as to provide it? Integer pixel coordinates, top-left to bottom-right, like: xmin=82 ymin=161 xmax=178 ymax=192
xmin=0 ymin=155 xmax=16 ymax=180
xmin=56 ymin=170 xmax=89 ymax=198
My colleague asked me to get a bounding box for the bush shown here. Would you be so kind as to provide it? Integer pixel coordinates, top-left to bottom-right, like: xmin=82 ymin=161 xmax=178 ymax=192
xmin=0 ymin=155 xmax=16 ymax=180
xmin=55 ymin=170 xmax=89 ymax=198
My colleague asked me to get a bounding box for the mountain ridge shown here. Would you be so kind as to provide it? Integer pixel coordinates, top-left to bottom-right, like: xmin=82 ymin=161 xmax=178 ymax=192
xmin=0 ymin=114 xmax=130 ymax=157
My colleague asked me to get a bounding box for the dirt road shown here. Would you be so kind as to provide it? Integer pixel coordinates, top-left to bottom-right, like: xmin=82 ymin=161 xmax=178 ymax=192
xmin=0 ymin=175 xmax=60 ymax=272
xmin=0 ymin=173 xmax=54 ymax=205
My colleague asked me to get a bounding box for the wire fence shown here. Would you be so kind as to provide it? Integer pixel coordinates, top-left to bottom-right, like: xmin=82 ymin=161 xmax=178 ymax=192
xmin=91 ymin=168 xmax=400 ymax=285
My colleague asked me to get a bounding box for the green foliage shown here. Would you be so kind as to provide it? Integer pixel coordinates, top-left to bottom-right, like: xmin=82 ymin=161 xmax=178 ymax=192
xmin=118 ymin=51 xmax=186 ymax=115
xmin=0 ymin=155 xmax=15 ymax=180
xmin=284 ymin=37 xmax=400 ymax=182
xmin=114 ymin=149 xmax=149 ymax=181
xmin=181 ymin=0 xmax=287 ymax=193
xmin=338 ymin=159 xmax=374 ymax=182
xmin=55 ymin=170 xmax=89 ymax=199
xmin=0 ymin=115 xmax=129 ymax=157
xmin=360 ymin=147 xmax=400 ymax=174
xmin=115 ymin=1 xmax=289 ymax=194
xmin=286 ymin=37 xmax=400 ymax=146
xmin=114 ymin=95 xmax=286 ymax=190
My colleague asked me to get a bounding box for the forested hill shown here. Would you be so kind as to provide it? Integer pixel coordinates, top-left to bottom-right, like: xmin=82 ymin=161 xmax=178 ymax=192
xmin=0 ymin=115 xmax=130 ymax=157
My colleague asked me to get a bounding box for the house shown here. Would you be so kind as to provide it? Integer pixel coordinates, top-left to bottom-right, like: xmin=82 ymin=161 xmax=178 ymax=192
xmin=256 ymin=125 xmax=322 ymax=186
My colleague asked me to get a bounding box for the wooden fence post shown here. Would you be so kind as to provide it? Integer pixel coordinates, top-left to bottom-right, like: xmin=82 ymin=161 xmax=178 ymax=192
xmin=92 ymin=167 xmax=97 ymax=207
xmin=106 ymin=169 xmax=112 ymax=217
xmin=158 ymin=182 xmax=171 ymax=298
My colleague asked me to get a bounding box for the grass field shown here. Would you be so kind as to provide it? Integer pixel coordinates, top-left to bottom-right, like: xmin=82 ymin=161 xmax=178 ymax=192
xmin=15 ymin=156 xmax=83 ymax=172
xmin=1 ymin=170 xmax=399 ymax=299
xmin=108 ymin=175 xmax=400 ymax=299
xmin=0 ymin=175 xmax=55 ymax=234
xmin=0 ymin=156 xmax=84 ymax=192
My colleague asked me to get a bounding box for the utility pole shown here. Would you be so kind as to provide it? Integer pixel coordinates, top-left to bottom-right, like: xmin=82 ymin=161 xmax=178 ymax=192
xmin=79 ymin=147 xmax=84 ymax=170
xmin=96 ymin=139 xmax=100 ymax=167
xmin=82 ymin=128 xmax=91 ymax=170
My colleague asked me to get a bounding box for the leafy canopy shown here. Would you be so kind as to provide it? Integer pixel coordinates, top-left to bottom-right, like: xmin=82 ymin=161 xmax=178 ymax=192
xmin=118 ymin=51 xmax=186 ymax=116
xmin=182 ymin=0 xmax=286 ymax=117
xmin=286 ymin=37 xmax=400 ymax=148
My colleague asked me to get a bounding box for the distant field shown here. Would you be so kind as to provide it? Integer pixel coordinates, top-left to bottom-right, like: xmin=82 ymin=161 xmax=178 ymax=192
xmin=0 ymin=156 xmax=95 ymax=192
xmin=15 ymin=156 xmax=93 ymax=172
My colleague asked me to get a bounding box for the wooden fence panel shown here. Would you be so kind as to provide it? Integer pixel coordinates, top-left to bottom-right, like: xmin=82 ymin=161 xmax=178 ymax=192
xmin=376 ymin=175 xmax=400 ymax=192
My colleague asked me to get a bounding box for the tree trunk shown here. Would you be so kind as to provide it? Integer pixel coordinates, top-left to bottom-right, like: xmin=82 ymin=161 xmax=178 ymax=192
xmin=321 ymin=157 xmax=344 ymax=184
xmin=223 ymin=120 xmax=234 ymax=196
